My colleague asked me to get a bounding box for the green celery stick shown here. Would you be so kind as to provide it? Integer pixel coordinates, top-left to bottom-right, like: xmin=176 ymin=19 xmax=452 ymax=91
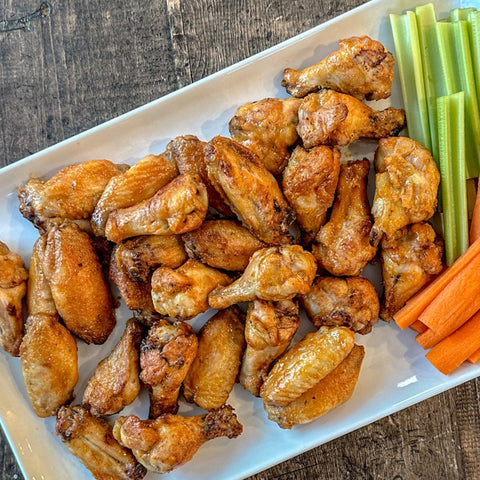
xmin=469 ymin=11 xmax=480 ymax=104
xmin=449 ymin=7 xmax=476 ymax=22
xmin=436 ymin=22 xmax=462 ymax=95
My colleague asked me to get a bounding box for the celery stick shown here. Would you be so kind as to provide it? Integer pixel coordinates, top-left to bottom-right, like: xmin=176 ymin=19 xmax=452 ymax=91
xmin=436 ymin=22 xmax=461 ymax=95
xmin=449 ymin=7 xmax=476 ymax=22
xmin=469 ymin=11 xmax=480 ymax=103
xmin=390 ymin=12 xmax=431 ymax=151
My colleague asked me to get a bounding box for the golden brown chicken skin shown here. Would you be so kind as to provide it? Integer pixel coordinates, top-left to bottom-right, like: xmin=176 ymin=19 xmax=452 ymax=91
xmin=83 ymin=319 xmax=144 ymax=416
xmin=182 ymin=219 xmax=266 ymax=271
xmin=239 ymin=299 xmax=300 ymax=397
xmin=205 ymin=135 xmax=295 ymax=245
xmin=380 ymin=222 xmax=444 ymax=320
xmin=301 ymin=276 xmax=379 ymax=334
xmin=91 ymin=153 xmax=178 ymax=237
xmin=113 ymin=405 xmax=242 ymax=474
xmin=313 ymin=159 xmax=377 ymax=277
xmin=0 ymin=241 xmax=28 ymax=356
xmin=229 ymin=97 xmax=302 ymax=175
xmin=296 ymin=90 xmax=406 ymax=148
xmin=183 ymin=307 xmax=246 ymax=410
xmin=43 ymin=221 xmax=116 ymax=344
xmin=56 ymin=405 xmax=147 ymax=480
xmin=282 ymin=36 xmax=395 ymax=100
xmin=208 ymin=245 xmax=317 ymax=310
xmin=140 ymin=319 xmax=198 ymax=418
xmin=282 ymin=145 xmax=340 ymax=238
xmin=105 ymin=174 xmax=208 ymax=244
xmin=370 ymin=137 xmax=440 ymax=246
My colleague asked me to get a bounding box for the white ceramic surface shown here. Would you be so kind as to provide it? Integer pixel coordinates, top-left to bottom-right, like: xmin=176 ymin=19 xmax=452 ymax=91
xmin=2 ymin=0 xmax=480 ymax=479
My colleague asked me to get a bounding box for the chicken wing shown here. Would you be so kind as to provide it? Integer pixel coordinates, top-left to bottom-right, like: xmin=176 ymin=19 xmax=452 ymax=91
xmin=239 ymin=299 xmax=299 ymax=397
xmin=282 ymin=36 xmax=395 ymax=100
xmin=301 ymin=276 xmax=379 ymax=334
xmin=183 ymin=307 xmax=245 ymax=410
xmin=113 ymin=405 xmax=242 ymax=474
xmin=282 ymin=145 xmax=340 ymax=238
xmin=313 ymin=159 xmax=377 ymax=276
xmin=43 ymin=221 xmax=116 ymax=344
xmin=0 ymin=241 xmax=28 ymax=356
xmin=91 ymin=153 xmax=178 ymax=237
xmin=56 ymin=405 xmax=147 ymax=480
xmin=18 ymin=159 xmax=127 ymax=233
xmin=205 ymin=135 xmax=295 ymax=245
xmin=151 ymin=259 xmax=231 ymax=320
xmin=228 ymin=97 xmax=302 ymax=175
xmin=182 ymin=219 xmax=266 ymax=271
xmin=83 ymin=319 xmax=144 ymax=416
xmin=370 ymin=137 xmax=441 ymax=246
xmin=140 ymin=319 xmax=198 ymax=417
xmin=296 ymin=90 xmax=406 ymax=148
xmin=380 ymin=222 xmax=444 ymax=320
xmin=105 ymin=173 xmax=208 ymax=244
xmin=208 ymin=245 xmax=317 ymax=310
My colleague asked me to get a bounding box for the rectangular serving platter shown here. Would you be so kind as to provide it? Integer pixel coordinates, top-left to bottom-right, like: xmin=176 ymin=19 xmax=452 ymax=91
xmin=1 ymin=0 xmax=480 ymax=479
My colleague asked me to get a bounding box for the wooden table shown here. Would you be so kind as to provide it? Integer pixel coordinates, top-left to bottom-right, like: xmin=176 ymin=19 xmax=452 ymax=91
xmin=1 ymin=0 xmax=480 ymax=479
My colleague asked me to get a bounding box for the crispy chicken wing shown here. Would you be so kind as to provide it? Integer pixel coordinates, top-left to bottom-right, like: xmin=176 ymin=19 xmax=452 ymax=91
xmin=296 ymin=90 xmax=406 ymax=148
xmin=301 ymin=276 xmax=379 ymax=334
xmin=183 ymin=307 xmax=245 ymax=410
xmin=0 ymin=241 xmax=28 ymax=356
xmin=239 ymin=299 xmax=300 ymax=397
xmin=56 ymin=405 xmax=147 ymax=480
xmin=370 ymin=137 xmax=440 ymax=246
xmin=228 ymin=97 xmax=302 ymax=175
xmin=91 ymin=153 xmax=178 ymax=237
xmin=140 ymin=319 xmax=198 ymax=417
xmin=105 ymin=174 xmax=208 ymax=244
xmin=208 ymin=245 xmax=317 ymax=310
xmin=264 ymin=344 xmax=364 ymax=429
xmin=83 ymin=319 xmax=144 ymax=416
xmin=43 ymin=221 xmax=116 ymax=344
xmin=182 ymin=219 xmax=266 ymax=271
xmin=205 ymin=136 xmax=295 ymax=245
xmin=282 ymin=36 xmax=395 ymax=100
xmin=151 ymin=259 xmax=231 ymax=320
xmin=282 ymin=145 xmax=340 ymax=238
xmin=313 ymin=159 xmax=377 ymax=276
xmin=113 ymin=405 xmax=242 ymax=474
xmin=380 ymin=222 xmax=444 ymax=320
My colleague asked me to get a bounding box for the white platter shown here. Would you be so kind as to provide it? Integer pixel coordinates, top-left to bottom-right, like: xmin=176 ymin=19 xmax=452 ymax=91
xmin=2 ymin=0 xmax=480 ymax=479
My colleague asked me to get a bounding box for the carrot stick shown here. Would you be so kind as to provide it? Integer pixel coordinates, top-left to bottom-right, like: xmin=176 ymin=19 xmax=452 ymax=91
xmin=416 ymin=327 xmax=447 ymax=349
xmin=470 ymin=181 xmax=480 ymax=244
xmin=425 ymin=310 xmax=480 ymax=374
xmin=467 ymin=347 xmax=480 ymax=364
xmin=394 ymin=236 xmax=480 ymax=330
xmin=409 ymin=320 xmax=428 ymax=334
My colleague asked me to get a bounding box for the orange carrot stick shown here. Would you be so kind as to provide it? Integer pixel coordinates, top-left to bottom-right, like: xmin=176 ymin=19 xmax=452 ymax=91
xmin=467 ymin=348 xmax=480 ymax=364
xmin=409 ymin=320 xmax=428 ymax=334
xmin=470 ymin=182 xmax=480 ymax=244
xmin=416 ymin=327 xmax=446 ymax=350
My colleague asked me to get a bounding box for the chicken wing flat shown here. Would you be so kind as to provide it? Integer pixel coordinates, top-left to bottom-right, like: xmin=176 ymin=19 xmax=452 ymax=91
xmin=105 ymin=173 xmax=208 ymax=244
xmin=296 ymin=90 xmax=406 ymax=148
xmin=183 ymin=307 xmax=246 ymax=410
xmin=56 ymin=405 xmax=147 ymax=480
xmin=43 ymin=221 xmax=116 ymax=344
xmin=113 ymin=405 xmax=242 ymax=474
xmin=182 ymin=219 xmax=266 ymax=271
xmin=264 ymin=344 xmax=364 ymax=429
xmin=208 ymin=245 xmax=317 ymax=310
xmin=151 ymin=259 xmax=231 ymax=320
xmin=313 ymin=159 xmax=377 ymax=277
xmin=260 ymin=326 xmax=354 ymax=407
xmin=282 ymin=36 xmax=395 ymax=100
xmin=370 ymin=137 xmax=441 ymax=246
xmin=380 ymin=222 xmax=444 ymax=320
xmin=0 ymin=241 xmax=28 ymax=356
xmin=18 ymin=160 xmax=127 ymax=233
xmin=229 ymin=97 xmax=302 ymax=175
xmin=140 ymin=319 xmax=198 ymax=417
xmin=83 ymin=319 xmax=144 ymax=416
xmin=282 ymin=145 xmax=340 ymax=238
xmin=91 ymin=153 xmax=178 ymax=237
xmin=239 ymin=299 xmax=299 ymax=397
xmin=301 ymin=276 xmax=379 ymax=334
xmin=205 ymin=135 xmax=295 ymax=245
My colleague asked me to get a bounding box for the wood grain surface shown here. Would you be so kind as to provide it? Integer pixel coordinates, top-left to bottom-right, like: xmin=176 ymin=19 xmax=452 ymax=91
xmin=1 ymin=1 xmax=480 ymax=479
